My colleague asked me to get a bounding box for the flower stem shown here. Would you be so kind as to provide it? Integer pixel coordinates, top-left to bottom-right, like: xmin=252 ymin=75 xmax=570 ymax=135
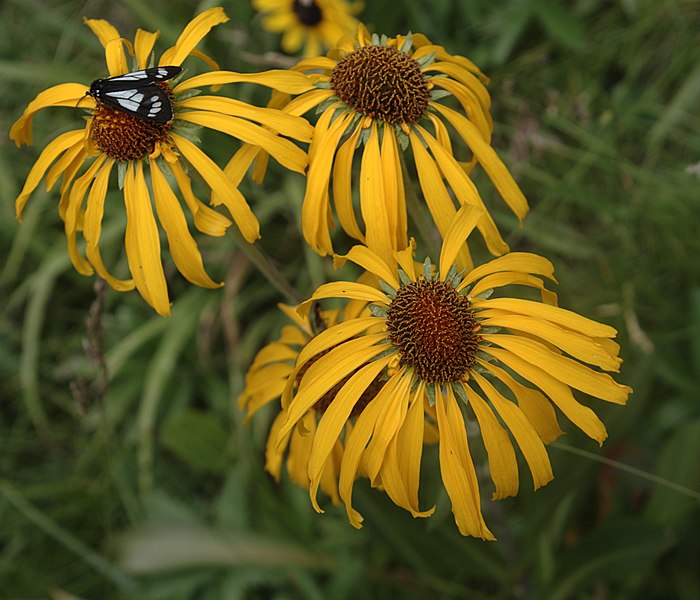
xmin=228 ymin=227 xmax=303 ymax=304
xmin=400 ymin=153 xmax=441 ymax=259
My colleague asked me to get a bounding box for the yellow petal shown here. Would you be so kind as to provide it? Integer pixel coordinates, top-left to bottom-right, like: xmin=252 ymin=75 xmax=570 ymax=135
xmin=416 ymin=123 xmax=508 ymax=256
xmin=65 ymin=156 xmax=107 ymax=276
xmin=265 ymin=411 xmax=289 ymax=480
xmin=472 ymin=371 xmax=554 ymax=490
xmin=430 ymin=78 xmax=492 ymax=143
xmin=469 ymin=272 xmax=558 ymax=306
xmin=177 ymin=96 xmax=312 ymax=141
xmin=409 ymin=130 xmax=472 ymax=269
xmin=458 ymin=252 xmax=556 ymax=292
xmin=134 ymin=28 xmax=160 ymax=69
xmin=365 ymin=371 xmax=413 ymax=482
xmin=15 ymin=129 xmax=85 ymax=219
xmin=46 ymin=137 xmax=88 ymax=191
xmin=380 ymin=127 xmax=406 ymax=251
xmin=337 ymin=245 xmax=399 ymax=289
xmin=176 ymin=110 xmax=309 ymax=173
xmin=476 ymin=297 xmax=617 ymax=338
xmin=435 ymin=387 xmax=495 ymax=540
xmin=432 ymin=103 xmax=528 ymax=222
xmin=150 ymin=159 xmax=222 ymax=289
xmin=463 ymin=384 xmax=519 ymax=499
xmin=486 ymin=347 xmax=608 ymax=444
xmin=338 ymin=371 xmax=405 ymax=527
xmin=424 ymin=61 xmax=491 ymax=112
xmin=439 ymin=204 xmax=484 ymax=277
xmin=302 ymin=109 xmax=351 ymax=255
xmin=308 ymin=357 xmax=392 ymax=511
xmin=83 ymin=159 xmax=135 ymax=291
xmin=332 ymin=123 xmax=365 ymax=241
xmin=171 ymin=133 xmax=260 ymax=243
xmin=297 ymin=282 xmax=388 ymax=315
xmin=481 ymin=361 xmax=564 ymax=444
xmin=359 ymin=123 xmax=394 ymax=264
xmin=279 ymin=334 xmax=388 ymax=441
xmin=123 ymin=162 xmax=170 ymax=316
xmin=168 ymin=160 xmax=231 ymax=236
xmin=482 ymin=334 xmax=631 ymax=404
xmin=173 ymin=70 xmax=315 ymax=95
xmin=83 ymin=18 xmax=128 ymax=75
xmin=295 ymin=317 xmax=378 ymax=370
xmin=395 ymin=241 xmax=417 ymax=281
xmin=158 ymin=7 xmax=229 ymax=67
xmin=10 ymin=84 xmax=92 ymax=146
xmin=481 ymin=314 xmax=622 ymax=371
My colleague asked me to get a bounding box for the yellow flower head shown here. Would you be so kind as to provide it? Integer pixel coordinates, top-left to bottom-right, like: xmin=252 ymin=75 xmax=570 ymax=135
xmin=254 ymin=0 xmax=362 ymax=57
xmin=10 ymin=7 xmax=314 ymax=315
xmin=244 ymin=26 xmax=529 ymax=266
xmin=272 ymin=205 xmax=631 ymax=539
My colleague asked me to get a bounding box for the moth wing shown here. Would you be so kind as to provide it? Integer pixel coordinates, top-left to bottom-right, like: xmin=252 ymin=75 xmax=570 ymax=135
xmin=102 ymin=86 xmax=173 ymax=122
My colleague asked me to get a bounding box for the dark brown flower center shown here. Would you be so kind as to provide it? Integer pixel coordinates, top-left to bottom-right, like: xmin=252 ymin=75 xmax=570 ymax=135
xmin=330 ymin=44 xmax=430 ymax=124
xmin=385 ymin=279 xmax=480 ymax=384
xmin=293 ymin=0 xmax=323 ymax=26
xmin=89 ymin=85 xmax=174 ymax=161
xmin=296 ymin=348 xmax=384 ymax=416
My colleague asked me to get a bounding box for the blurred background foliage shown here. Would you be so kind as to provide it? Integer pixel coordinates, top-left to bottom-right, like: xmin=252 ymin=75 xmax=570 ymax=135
xmin=1 ymin=0 xmax=699 ymax=598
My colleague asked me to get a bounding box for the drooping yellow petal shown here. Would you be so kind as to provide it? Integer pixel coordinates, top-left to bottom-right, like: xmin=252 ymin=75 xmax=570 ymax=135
xmin=167 ymin=160 xmax=231 ymax=236
xmin=308 ymin=357 xmax=392 ymax=511
xmin=486 ymin=347 xmax=608 ymax=444
xmin=472 ymin=372 xmax=554 ymax=490
xmin=279 ymin=334 xmax=388 ymax=441
xmin=158 ymin=7 xmax=229 ymax=67
xmin=83 ymin=18 xmax=128 ymax=76
xmin=176 ymin=110 xmax=309 ymax=174
xmin=429 ymin=79 xmax=492 ymax=142
xmin=409 ymin=130 xmax=472 ymax=269
xmin=295 ymin=317 xmax=379 ymax=368
xmin=171 ymin=133 xmax=260 ymax=243
xmin=302 ymin=109 xmax=352 ymax=255
xmin=380 ymin=127 xmax=406 ymax=252
xmin=416 ymin=123 xmax=508 ymax=256
xmin=481 ymin=314 xmax=622 ymax=371
xmin=439 ymin=204 xmax=484 ymax=277
xmin=338 ymin=371 xmax=405 ymax=528
xmin=482 ymin=334 xmax=631 ymax=404
xmin=123 ymin=162 xmax=170 ymax=316
xmin=46 ymin=137 xmax=87 ymax=191
xmin=432 ymin=103 xmax=529 ymax=223
xmin=435 ymin=387 xmax=495 ymax=540
xmin=82 ymin=159 xmax=135 ymax=291
xmin=65 ymin=156 xmax=107 ymax=276
xmin=10 ymin=84 xmax=91 ymax=146
xmin=176 ymin=96 xmax=313 ymax=141
xmin=476 ymin=297 xmax=617 ymax=338
xmin=365 ymin=371 xmax=413 ymax=483
xmin=14 ymin=129 xmax=85 ymax=219
xmin=480 ymin=361 xmax=564 ymax=444
xmin=332 ymin=123 xmax=365 ymax=241
xmin=150 ymin=159 xmax=222 ymax=289
xmin=360 ymin=123 xmax=394 ymax=264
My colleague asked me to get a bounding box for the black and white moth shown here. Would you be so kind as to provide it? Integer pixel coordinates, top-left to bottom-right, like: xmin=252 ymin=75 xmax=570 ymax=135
xmin=87 ymin=66 xmax=182 ymax=123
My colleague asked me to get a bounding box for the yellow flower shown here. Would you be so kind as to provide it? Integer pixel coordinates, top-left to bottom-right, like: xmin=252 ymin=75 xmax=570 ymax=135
xmin=10 ymin=7 xmax=314 ymax=316
xmin=243 ymin=27 xmax=529 ymax=266
xmin=239 ymin=300 xmax=374 ymax=504
xmin=275 ymin=205 xmax=631 ymax=539
xmin=254 ymin=0 xmax=362 ymax=57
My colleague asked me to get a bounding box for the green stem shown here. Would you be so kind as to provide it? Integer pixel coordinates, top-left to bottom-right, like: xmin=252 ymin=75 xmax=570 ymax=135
xmin=552 ymin=441 xmax=700 ymax=502
xmin=400 ymin=152 xmax=441 ymax=259
xmin=228 ymin=228 xmax=303 ymax=305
